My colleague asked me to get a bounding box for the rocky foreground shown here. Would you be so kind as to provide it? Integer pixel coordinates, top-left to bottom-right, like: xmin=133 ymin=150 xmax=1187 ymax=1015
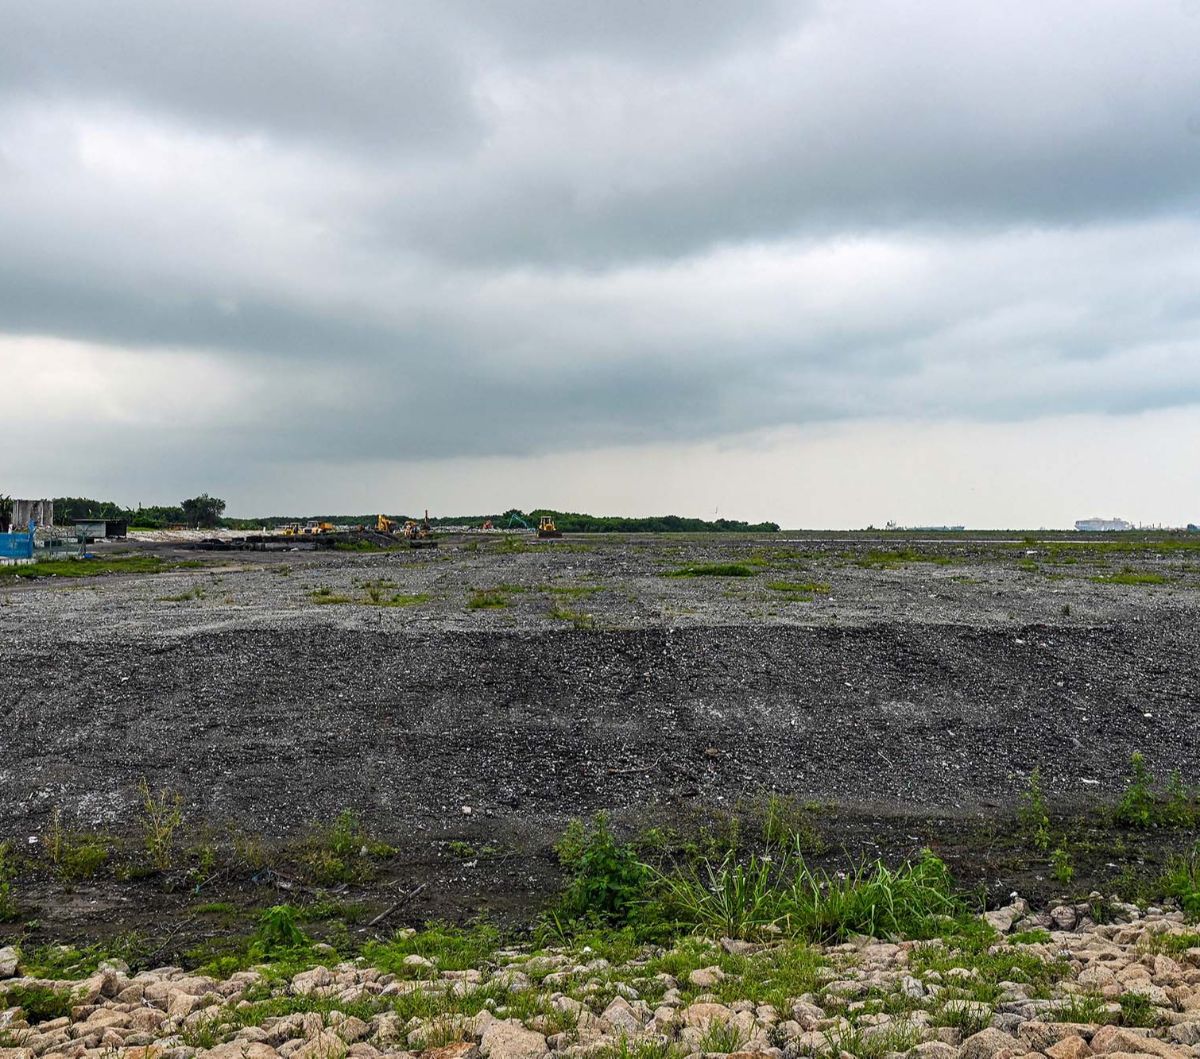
xmin=4 ymin=900 xmax=1200 ymax=1059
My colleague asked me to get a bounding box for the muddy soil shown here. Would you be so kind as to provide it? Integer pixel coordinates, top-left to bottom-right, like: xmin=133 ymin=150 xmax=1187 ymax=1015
xmin=1 ymin=532 xmax=1198 ymax=956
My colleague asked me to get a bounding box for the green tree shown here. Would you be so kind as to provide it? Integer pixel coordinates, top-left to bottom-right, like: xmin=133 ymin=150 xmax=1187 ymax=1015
xmin=0 ymin=494 xmax=12 ymax=532
xmin=180 ymin=493 xmax=226 ymax=529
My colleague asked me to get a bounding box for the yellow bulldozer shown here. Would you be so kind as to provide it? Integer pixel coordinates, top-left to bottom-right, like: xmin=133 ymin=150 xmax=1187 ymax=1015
xmin=537 ymin=515 xmax=562 ymax=539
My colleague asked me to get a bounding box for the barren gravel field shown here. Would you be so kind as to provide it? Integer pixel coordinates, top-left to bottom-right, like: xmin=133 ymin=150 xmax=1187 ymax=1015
xmin=1 ymin=531 xmax=1198 ymax=954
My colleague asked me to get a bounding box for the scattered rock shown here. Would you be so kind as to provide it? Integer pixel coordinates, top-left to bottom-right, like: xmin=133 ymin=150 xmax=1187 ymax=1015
xmin=479 ymin=1020 xmax=549 ymax=1059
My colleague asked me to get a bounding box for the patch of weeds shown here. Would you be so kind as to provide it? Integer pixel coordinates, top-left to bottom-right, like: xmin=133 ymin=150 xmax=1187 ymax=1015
xmin=544 ymin=583 xmax=603 ymax=598
xmin=765 ymin=580 xmax=830 ymax=595
xmin=913 ymin=933 xmax=1068 ymax=1008
xmin=44 ymin=808 xmax=109 ymax=882
xmin=1093 ymin=569 xmax=1169 ymax=586
xmin=1161 ymin=844 xmax=1200 ymax=917
xmin=587 ymin=1040 xmax=678 ymax=1059
xmin=1113 ymin=752 xmax=1197 ymax=829
xmin=761 ymin=793 xmax=826 ymax=853
xmin=468 ymin=588 xmax=511 ymax=609
xmin=365 ymin=588 xmax=431 ymax=607
xmin=930 ymin=1001 xmax=995 ymax=1036
xmin=0 ymin=842 xmax=16 ymax=921
xmin=1144 ymin=929 xmax=1200 ymax=954
xmin=0 ymin=555 xmax=171 ymax=579
xmin=295 ymin=897 xmax=368 ymax=924
xmin=492 ymin=535 xmax=530 ymax=554
xmin=159 ymin=585 xmax=205 ymax=602
xmin=666 ymin=563 xmax=757 ymax=578
xmin=658 ymin=847 xmax=964 ymax=943
xmin=1054 ymin=991 xmax=1110 ymax=1024
xmin=303 ymin=810 xmax=392 ymax=884
xmin=714 ymin=942 xmax=825 ymax=1011
xmin=1118 ymin=990 xmax=1161 ymax=1027
xmin=1009 ymin=928 xmax=1053 ymax=944
xmin=194 ymin=900 xmax=237 ymax=916
xmin=18 ymin=937 xmax=147 ymax=979
xmin=189 ymin=904 xmax=322 ymax=980
xmin=138 ymin=777 xmax=183 ymax=870
xmin=1018 ymin=767 xmax=1052 ymax=852
xmin=363 ymin=921 xmax=502 ymax=974
xmin=310 ymin=585 xmax=352 ymax=605
xmin=548 ymin=604 xmax=595 ymax=629
xmin=698 ymin=1021 xmax=746 ymax=1054
xmin=332 ymin=539 xmax=394 ymax=552
xmin=825 ymin=1020 xmax=922 ymax=1059
xmin=0 ymin=984 xmax=76 ymax=1023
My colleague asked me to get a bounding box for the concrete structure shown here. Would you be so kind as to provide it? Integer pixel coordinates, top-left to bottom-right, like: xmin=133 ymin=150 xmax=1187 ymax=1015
xmin=1075 ymin=516 xmax=1133 ymax=532
xmin=12 ymin=498 xmax=53 ymax=530
xmin=74 ymin=519 xmax=127 ymax=542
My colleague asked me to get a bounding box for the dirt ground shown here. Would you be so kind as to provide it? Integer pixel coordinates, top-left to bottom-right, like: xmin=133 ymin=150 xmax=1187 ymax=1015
xmin=1 ymin=530 xmax=1198 ymax=956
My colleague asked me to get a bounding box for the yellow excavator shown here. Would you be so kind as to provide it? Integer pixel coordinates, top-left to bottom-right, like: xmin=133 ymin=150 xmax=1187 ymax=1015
xmin=404 ymin=510 xmax=438 ymax=549
xmin=375 ymin=514 xmax=399 ymax=533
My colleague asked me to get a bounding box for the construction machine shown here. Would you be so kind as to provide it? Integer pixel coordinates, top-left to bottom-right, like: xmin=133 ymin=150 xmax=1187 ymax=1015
xmin=537 ymin=515 xmax=562 ymax=539
xmin=403 ymin=509 xmax=438 ymax=549
xmin=375 ymin=514 xmax=399 ymax=534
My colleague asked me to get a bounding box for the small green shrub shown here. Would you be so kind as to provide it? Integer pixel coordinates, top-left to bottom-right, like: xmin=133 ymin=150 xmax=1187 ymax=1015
xmin=1050 ymin=846 xmax=1075 ymax=885
xmin=553 ymin=814 xmax=652 ymax=926
xmin=0 ymin=841 xmax=17 ymax=921
xmin=1018 ymin=767 xmax=1051 ymax=852
xmin=138 ymin=778 xmax=184 ymax=870
xmin=256 ymin=904 xmax=309 ymax=952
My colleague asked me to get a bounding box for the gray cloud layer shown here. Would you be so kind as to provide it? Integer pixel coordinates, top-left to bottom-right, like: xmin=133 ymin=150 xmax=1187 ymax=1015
xmin=2 ymin=0 xmax=1199 ymax=473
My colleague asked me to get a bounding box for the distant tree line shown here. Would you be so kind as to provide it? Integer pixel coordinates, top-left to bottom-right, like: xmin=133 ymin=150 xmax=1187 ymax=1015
xmin=52 ymin=494 xmax=226 ymax=529
xmin=44 ymin=499 xmax=776 ymax=534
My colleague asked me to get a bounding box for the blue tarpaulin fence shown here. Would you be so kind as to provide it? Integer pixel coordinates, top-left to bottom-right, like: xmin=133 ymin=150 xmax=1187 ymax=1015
xmin=0 ymin=530 xmax=35 ymax=560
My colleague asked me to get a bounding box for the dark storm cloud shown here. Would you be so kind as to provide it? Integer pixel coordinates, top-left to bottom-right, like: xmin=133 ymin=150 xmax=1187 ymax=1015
xmin=2 ymin=0 xmax=1199 ymax=472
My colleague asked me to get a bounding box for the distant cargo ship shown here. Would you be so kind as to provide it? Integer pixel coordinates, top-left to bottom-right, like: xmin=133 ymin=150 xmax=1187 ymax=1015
xmin=1075 ymin=517 xmax=1133 ymax=532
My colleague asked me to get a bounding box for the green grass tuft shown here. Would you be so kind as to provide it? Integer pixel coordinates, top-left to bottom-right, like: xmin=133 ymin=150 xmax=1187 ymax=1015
xmin=666 ymin=563 xmax=757 ymax=578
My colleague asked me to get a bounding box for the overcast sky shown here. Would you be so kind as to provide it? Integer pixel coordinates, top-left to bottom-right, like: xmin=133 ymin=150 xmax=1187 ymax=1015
xmin=3 ymin=1 xmax=1198 ymax=527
